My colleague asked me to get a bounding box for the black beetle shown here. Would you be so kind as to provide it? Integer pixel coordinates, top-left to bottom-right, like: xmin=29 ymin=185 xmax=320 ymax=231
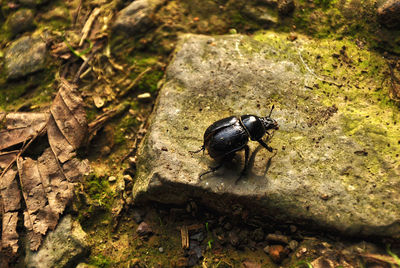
xmin=191 ymin=105 xmax=279 ymax=181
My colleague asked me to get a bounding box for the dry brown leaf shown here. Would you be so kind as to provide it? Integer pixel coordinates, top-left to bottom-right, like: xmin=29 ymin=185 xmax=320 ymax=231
xmin=18 ymin=157 xmax=59 ymax=250
xmin=0 ymin=113 xmax=48 ymax=151
xmin=0 ymin=152 xmax=18 ymax=170
xmin=0 ymin=169 xmax=20 ymax=254
xmin=0 ymin=78 xmax=90 ymax=254
xmin=48 ymin=79 xmax=87 ymax=163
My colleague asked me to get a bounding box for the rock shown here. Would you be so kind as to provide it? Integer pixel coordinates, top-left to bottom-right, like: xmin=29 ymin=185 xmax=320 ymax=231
xmin=136 ymin=222 xmax=153 ymax=237
xmin=6 ymin=9 xmax=35 ymax=36
xmin=288 ymin=240 xmax=299 ymax=251
xmin=268 ymin=244 xmax=287 ymax=263
xmin=133 ymin=33 xmax=400 ymax=238
xmin=40 ymin=6 xmax=69 ymax=21
xmin=266 ymin=233 xmax=290 ymax=244
xmin=228 ymin=230 xmax=240 ymax=247
xmin=377 ymin=0 xmax=400 ymax=28
xmin=5 ymin=35 xmax=47 ymax=80
xmin=252 ymin=228 xmax=265 ymax=242
xmin=108 ymin=175 xmax=117 ymax=182
xmin=25 ymin=215 xmax=89 ymax=268
xmin=113 ymin=0 xmax=165 ymax=34
xmin=132 ymin=210 xmax=144 ymax=223
xmin=277 ymin=0 xmax=295 ymax=15
xmin=241 ymin=5 xmax=278 ymax=25
xmin=242 ymin=260 xmax=262 ymax=268
xmin=137 ymin=92 xmax=152 ymax=101
xmin=310 ymin=257 xmax=335 ymax=268
xmin=76 ymin=264 xmax=97 ymax=268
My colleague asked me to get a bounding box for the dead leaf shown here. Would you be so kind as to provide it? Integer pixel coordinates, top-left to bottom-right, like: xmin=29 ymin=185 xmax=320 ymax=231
xmin=0 ymin=112 xmax=48 ymax=151
xmin=0 ymin=78 xmax=89 ymax=254
xmin=0 ymin=169 xmax=20 ymax=254
xmin=362 ymin=253 xmax=400 ymax=266
xmin=0 ymin=152 xmax=17 ymax=170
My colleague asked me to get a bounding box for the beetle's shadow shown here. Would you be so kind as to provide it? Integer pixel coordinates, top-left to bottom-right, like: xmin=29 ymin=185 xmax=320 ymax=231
xmin=205 ymin=145 xmax=275 ymax=184
xmin=246 ymin=145 xmax=275 ymax=179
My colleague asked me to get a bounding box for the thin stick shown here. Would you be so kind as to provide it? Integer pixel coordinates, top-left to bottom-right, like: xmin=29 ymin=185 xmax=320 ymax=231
xmin=0 ymin=124 xmax=47 ymax=180
xmin=73 ymin=0 xmax=83 ymax=26
xmin=118 ymin=67 xmax=152 ymax=98
xmin=79 ymin=8 xmax=101 ymax=46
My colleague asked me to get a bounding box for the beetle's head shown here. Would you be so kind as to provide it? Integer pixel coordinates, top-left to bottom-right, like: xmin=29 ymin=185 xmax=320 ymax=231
xmin=261 ymin=117 xmax=279 ymax=131
xmin=260 ymin=105 xmax=279 ymax=131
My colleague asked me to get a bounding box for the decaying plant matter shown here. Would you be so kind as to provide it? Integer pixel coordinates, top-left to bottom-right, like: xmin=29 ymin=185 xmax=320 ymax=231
xmin=0 ymin=78 xmax=90 ymax=256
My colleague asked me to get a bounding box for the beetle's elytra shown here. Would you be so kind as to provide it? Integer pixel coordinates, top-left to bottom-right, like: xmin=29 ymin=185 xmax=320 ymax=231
xmin=191 ymin=105 xmax=279 ymax=182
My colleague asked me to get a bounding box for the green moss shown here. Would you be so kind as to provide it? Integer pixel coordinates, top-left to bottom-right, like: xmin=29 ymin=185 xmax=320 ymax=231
xmin=0 ymin=67 xmax=56 ymax=111
xmin=137 ymin=70 xmax=164 ymax=93
xmin=89 ymin=254 xmax=112 ymax=268
xmin=114 ymin=109 xmax=140 ymax=145
xmin=80 ymin=173 xmax=114 ymax=210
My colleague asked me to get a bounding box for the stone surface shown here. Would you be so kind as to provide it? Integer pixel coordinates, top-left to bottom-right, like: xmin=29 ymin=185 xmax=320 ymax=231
xmin=113 ymin=0 xmax=165 ymax=34
xmin=6 ymin=9 xmax=35 ymax=36
xmin=242 ymin=5 xmax=278 ymax=25
xmin=5 ymin=35 xmax=47 ymax=80
xmin=25 ymin=215 xmax=89 ymax=268
xmin=377 ymin=0 xmax=400 ymax=28
xmin=133 ymin=33 xmax=400 ymax=238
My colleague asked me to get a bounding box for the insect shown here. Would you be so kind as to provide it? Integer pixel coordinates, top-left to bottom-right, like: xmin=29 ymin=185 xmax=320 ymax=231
xmin=191 ymin=105 xmax=279 ymax=182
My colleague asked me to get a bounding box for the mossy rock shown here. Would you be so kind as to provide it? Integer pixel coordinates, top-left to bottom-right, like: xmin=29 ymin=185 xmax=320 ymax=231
xmin=133 ymin=32 xmax=400 ymax=238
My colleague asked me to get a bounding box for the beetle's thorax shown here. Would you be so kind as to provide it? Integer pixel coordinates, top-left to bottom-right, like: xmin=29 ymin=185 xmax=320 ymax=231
xmin=239 ymin=115 xmax=265 ymax=141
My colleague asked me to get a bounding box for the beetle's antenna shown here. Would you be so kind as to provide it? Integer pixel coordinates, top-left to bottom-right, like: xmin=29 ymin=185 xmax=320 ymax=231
xmin=268 ymin=105 xmax=275 ymax=117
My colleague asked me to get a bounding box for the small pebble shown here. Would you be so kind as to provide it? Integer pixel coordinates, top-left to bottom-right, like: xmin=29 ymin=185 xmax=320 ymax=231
xmin=137 ymin=92 xmax=151 ymax=100
xmin=132 ymin=210 xmax=143 ymax=223
xmin=266 ymin=233 xmax=290 ymax=244
xmin=108 ymin=176 xmax=117 ymax=182
xmin=288 ymin=240 xmax=299 ymax=251
xmin=268 ymin=244 xmax=288 ymax=263
xmin=228 ymin=230 xmax=240 ymax=247
xmin=123 ymin=174 xmax=133 ymax=182
xmin=158 ymin=247 xmax=164 ymax=253
xmin=136 ymin=222 xmax=153 ymax=236
xmin=252 ymin=228 xmax=265 ymax=242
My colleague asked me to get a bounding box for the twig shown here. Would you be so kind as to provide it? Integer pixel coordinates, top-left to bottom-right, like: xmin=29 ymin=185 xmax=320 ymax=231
xmin=79 ymin=8 xmax=101 ymax=47
xmin=181 ymin=225 xmax=189 ymax=249
xmin=73 ymin=53 xmax=95 ymax=84
xmin=120 ymin=118 xmax=148 ymax=163
xmin=118 ymin=67 xmax=152 ymax=98
xmin=0 ymin=123 xmax=47 ymax=181
xmin=73 ymin=0 xmax=83 ymax=26
xmin=87 ymin=103 xmax=130 ymax=143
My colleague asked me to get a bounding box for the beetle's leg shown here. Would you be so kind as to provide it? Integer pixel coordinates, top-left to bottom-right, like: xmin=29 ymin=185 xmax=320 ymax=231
xmin=190 ymin=145 xmax=205 ymax=154
xmin=265 ymin=131 xmax=275 ymax=142
xmin=236 ymin=145 xmax=250 ymax=184
xmin=199 ymin=160 xmax=224 ymax=179
xmin=258 ymin=139 xmax=273 ymax=152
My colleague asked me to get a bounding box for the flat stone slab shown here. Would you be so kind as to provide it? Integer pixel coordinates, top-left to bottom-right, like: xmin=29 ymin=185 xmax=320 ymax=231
xmin=133 ymin=33 xmax=400 ymax=238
